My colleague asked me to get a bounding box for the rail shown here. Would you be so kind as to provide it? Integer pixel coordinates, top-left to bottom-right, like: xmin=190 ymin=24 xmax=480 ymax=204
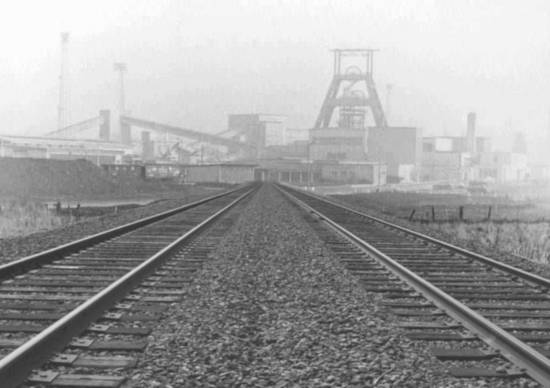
xmin=0 ymin=186 xmax=256 ymax=387
xmin=277 ymin=184 xmax=550 ymax=386
xmin=0 ymin=184 xmax=250 ymax=280
xmin=283 ymin=184 xmax=550 ymax=289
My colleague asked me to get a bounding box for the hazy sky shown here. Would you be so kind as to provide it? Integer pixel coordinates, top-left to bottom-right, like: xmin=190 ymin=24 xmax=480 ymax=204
xmin=2 ymin=0 xmax=550 ymax=152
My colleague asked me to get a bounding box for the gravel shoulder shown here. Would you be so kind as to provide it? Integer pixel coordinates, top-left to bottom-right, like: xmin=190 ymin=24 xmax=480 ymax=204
xmin=126 ymin=184 xmax=470 ymax=387
xmin=0 ymin=187 xmax=226 ymax=264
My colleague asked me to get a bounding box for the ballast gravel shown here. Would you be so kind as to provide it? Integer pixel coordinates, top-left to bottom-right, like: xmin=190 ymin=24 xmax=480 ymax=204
xmin=125 ymin=185 xmax=534 ymax=387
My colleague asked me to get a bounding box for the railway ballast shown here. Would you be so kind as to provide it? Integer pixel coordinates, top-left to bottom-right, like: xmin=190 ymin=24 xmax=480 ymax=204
xmin=1 ymin=183 xmax=549 ymax=387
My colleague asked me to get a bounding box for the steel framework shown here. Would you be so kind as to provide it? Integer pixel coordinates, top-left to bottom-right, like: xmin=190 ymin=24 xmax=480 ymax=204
xmin=314 ymin=48 xmax=387 ymax=129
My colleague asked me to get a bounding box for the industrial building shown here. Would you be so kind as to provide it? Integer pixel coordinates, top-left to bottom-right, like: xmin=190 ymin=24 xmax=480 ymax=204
xmin=478 ymin=152 xmax=529 ymax=182
xmin=0 ymin=135 xmax=132 ymax=164
xmin=366 ymin=126 xmax=421 ymax=182
xmin=284 ymin=128 xmax=310 ymax=144
xmin=421 ymin=113 xmax=487 ymax=182
xmin=318 ymin=161 xmax=386 ymax=185
xmin=183 ymin=163 xmax=256 ymax=184
xmin=6 ymin=108 xmax=259 ymax=166
xmin=420 ymin=112 xmax=529 ymax=183
xmin=3 ymin=34 xmax=537 ymax=190
xmin=103 ymin=163 xmax=256 ymax=184
xmin=2 ymin=46 xmax=430 ymax=189
xmin=253 ymin=159 xmax=386 ymax=185
xmin=306 ymin=48 xmax=419 ymax=185
xmin=253 ymin=159 xmax=315 ymax=184
xmin=421 ymin=151 xmax=471 ymax=182
xmin=227 ymin=114 xmax=286 ymax=155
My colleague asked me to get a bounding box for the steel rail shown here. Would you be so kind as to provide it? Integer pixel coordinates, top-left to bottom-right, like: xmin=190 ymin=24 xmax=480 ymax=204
xmin=283 ymin=185 xmax=550 ymax=290
xmin=0 ymin=186 xmax=256 ymax=388
xmin=0 ymin=184 xmax=251 ymax=280
xmin=278 ymin=185 xmax=550 ymax=386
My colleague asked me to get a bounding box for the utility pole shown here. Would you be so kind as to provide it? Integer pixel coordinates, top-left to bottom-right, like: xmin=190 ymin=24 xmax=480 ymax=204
xmin=57 ymin=32 xmax=70 ymax=130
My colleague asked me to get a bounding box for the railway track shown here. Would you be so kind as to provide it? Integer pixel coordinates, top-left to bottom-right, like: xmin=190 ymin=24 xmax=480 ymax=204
xmin=279 ymin=184 xmax=550 ymax=387
xmin=0 ymin=184 xmax=257 ymax=388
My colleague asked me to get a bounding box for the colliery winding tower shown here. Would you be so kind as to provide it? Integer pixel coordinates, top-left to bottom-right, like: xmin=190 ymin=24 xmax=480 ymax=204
xmin=310 ymin=49 xmax=387 ymax=161
xmin=310 ymin=49 xmax=421 ymax=183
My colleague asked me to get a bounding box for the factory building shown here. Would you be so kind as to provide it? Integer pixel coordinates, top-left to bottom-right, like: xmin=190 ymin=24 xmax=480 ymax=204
xmin=252 ymin=158 xmax=385 ymax=185
xmin=421 ymin=151 xmax=471 ymax=182
xmin=318 ymin=161 xmax=386 ymax=185
xmin=478 ymin=152 xmax=529 ymax=182
xmin=254 ymin=159 xmax=316 ymax=184
xmin=183 ymin=163 xmax=256 ymax=184
xmin=309 ymin=128 xmax=366 ymax=161
xmin=103 ymin=163 xmax=256 ymax=184
xmin=0 ymin=135 xmax=132 ymax=165
xmin=420 ymin=112 xmax=530 ymax=183
xmin=227 ymin=114 xmax=286 ymax=158
xmin=421 ymin=135 xmax=476 ymax=182
xmin=284 ymin=128 xmax=310 ymax=144
xmin=422 ymin=136 xmax=491 ymax=154
xmin=304 ymin=48 xmax=413 ymax=186
xmin=366 ymin=126 xmax=421 ymax=182
xmin=421 ymin=112 xmax=492 ymax=182
xmin=530 ymin=164 xmax=550 ymax=181
xmin=4 ymin=49 xmax=418 ymax=189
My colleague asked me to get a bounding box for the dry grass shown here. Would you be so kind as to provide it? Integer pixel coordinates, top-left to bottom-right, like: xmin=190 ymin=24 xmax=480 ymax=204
xmin=334 ymin=192 xmax=550 ymax=265
xmin=334 ymin=192 xmax=548 ymax=222
xmin=0 ymin=200 xmax=71 ymax=238
xmin=432 ymin=222 xmax=550 ymax=264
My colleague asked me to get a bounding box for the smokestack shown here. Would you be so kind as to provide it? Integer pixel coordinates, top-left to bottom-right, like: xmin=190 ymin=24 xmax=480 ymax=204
xmin=466 ymin=112 xmax=476 ymax=153
xmin=57 ymin=32 xmax=70 ymax=130
xmin=114 ymin=62 xmax=128 ymax=143
xmin=141 ymin=131 xmax=154 ymax=160
xmin=113 ymin=62 xmax=127 ymax=114
xmin=99 ymin=110 xmax=111 ymax=141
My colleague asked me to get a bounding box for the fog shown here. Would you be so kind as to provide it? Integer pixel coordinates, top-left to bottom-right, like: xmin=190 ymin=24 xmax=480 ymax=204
xmin=2 ymin=0 xmax=550 ymax=158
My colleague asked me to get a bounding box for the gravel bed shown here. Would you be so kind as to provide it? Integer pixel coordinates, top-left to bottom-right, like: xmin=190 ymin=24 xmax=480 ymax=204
xmin=328 ymin=195 xmax=550 ymax=280
xmin=123 ymin=184 xmax=535 ymax=387
xmin=0 ymin=188 xmax=225 ymax=265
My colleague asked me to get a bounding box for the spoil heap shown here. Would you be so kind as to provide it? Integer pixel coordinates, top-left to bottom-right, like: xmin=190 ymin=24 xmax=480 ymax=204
xmin=0 ymin=157 xmax=119 ymax=197
xmin=0 ymin=157 xmax=184 ymax=199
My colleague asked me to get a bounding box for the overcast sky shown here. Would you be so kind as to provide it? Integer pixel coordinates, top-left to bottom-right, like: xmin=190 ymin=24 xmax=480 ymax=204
xmin=2 ymin=0 xmax=550 ymax=153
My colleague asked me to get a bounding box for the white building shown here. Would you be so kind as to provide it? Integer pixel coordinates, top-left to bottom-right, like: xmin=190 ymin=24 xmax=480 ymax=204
xmin=0 ymin=135 xmax=133 ymax=165
xmin=479 ymin=152 xmax=529 ymax=182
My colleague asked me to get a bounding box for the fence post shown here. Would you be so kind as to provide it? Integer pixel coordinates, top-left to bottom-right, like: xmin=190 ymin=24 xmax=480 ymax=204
xmin=408 ymin=209 xmax=416 ymax=221
xmin=459 ymin=206 xmax=464 ymax=221
xmin=487 ymin=206 xmax=492 ymax=221
xmin=431 ymin=206 xmax=436 ymax=221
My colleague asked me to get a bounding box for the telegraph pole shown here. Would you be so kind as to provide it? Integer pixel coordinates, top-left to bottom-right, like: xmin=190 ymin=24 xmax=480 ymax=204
xmin=57 ymin=32 xmax=70 ymax=130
